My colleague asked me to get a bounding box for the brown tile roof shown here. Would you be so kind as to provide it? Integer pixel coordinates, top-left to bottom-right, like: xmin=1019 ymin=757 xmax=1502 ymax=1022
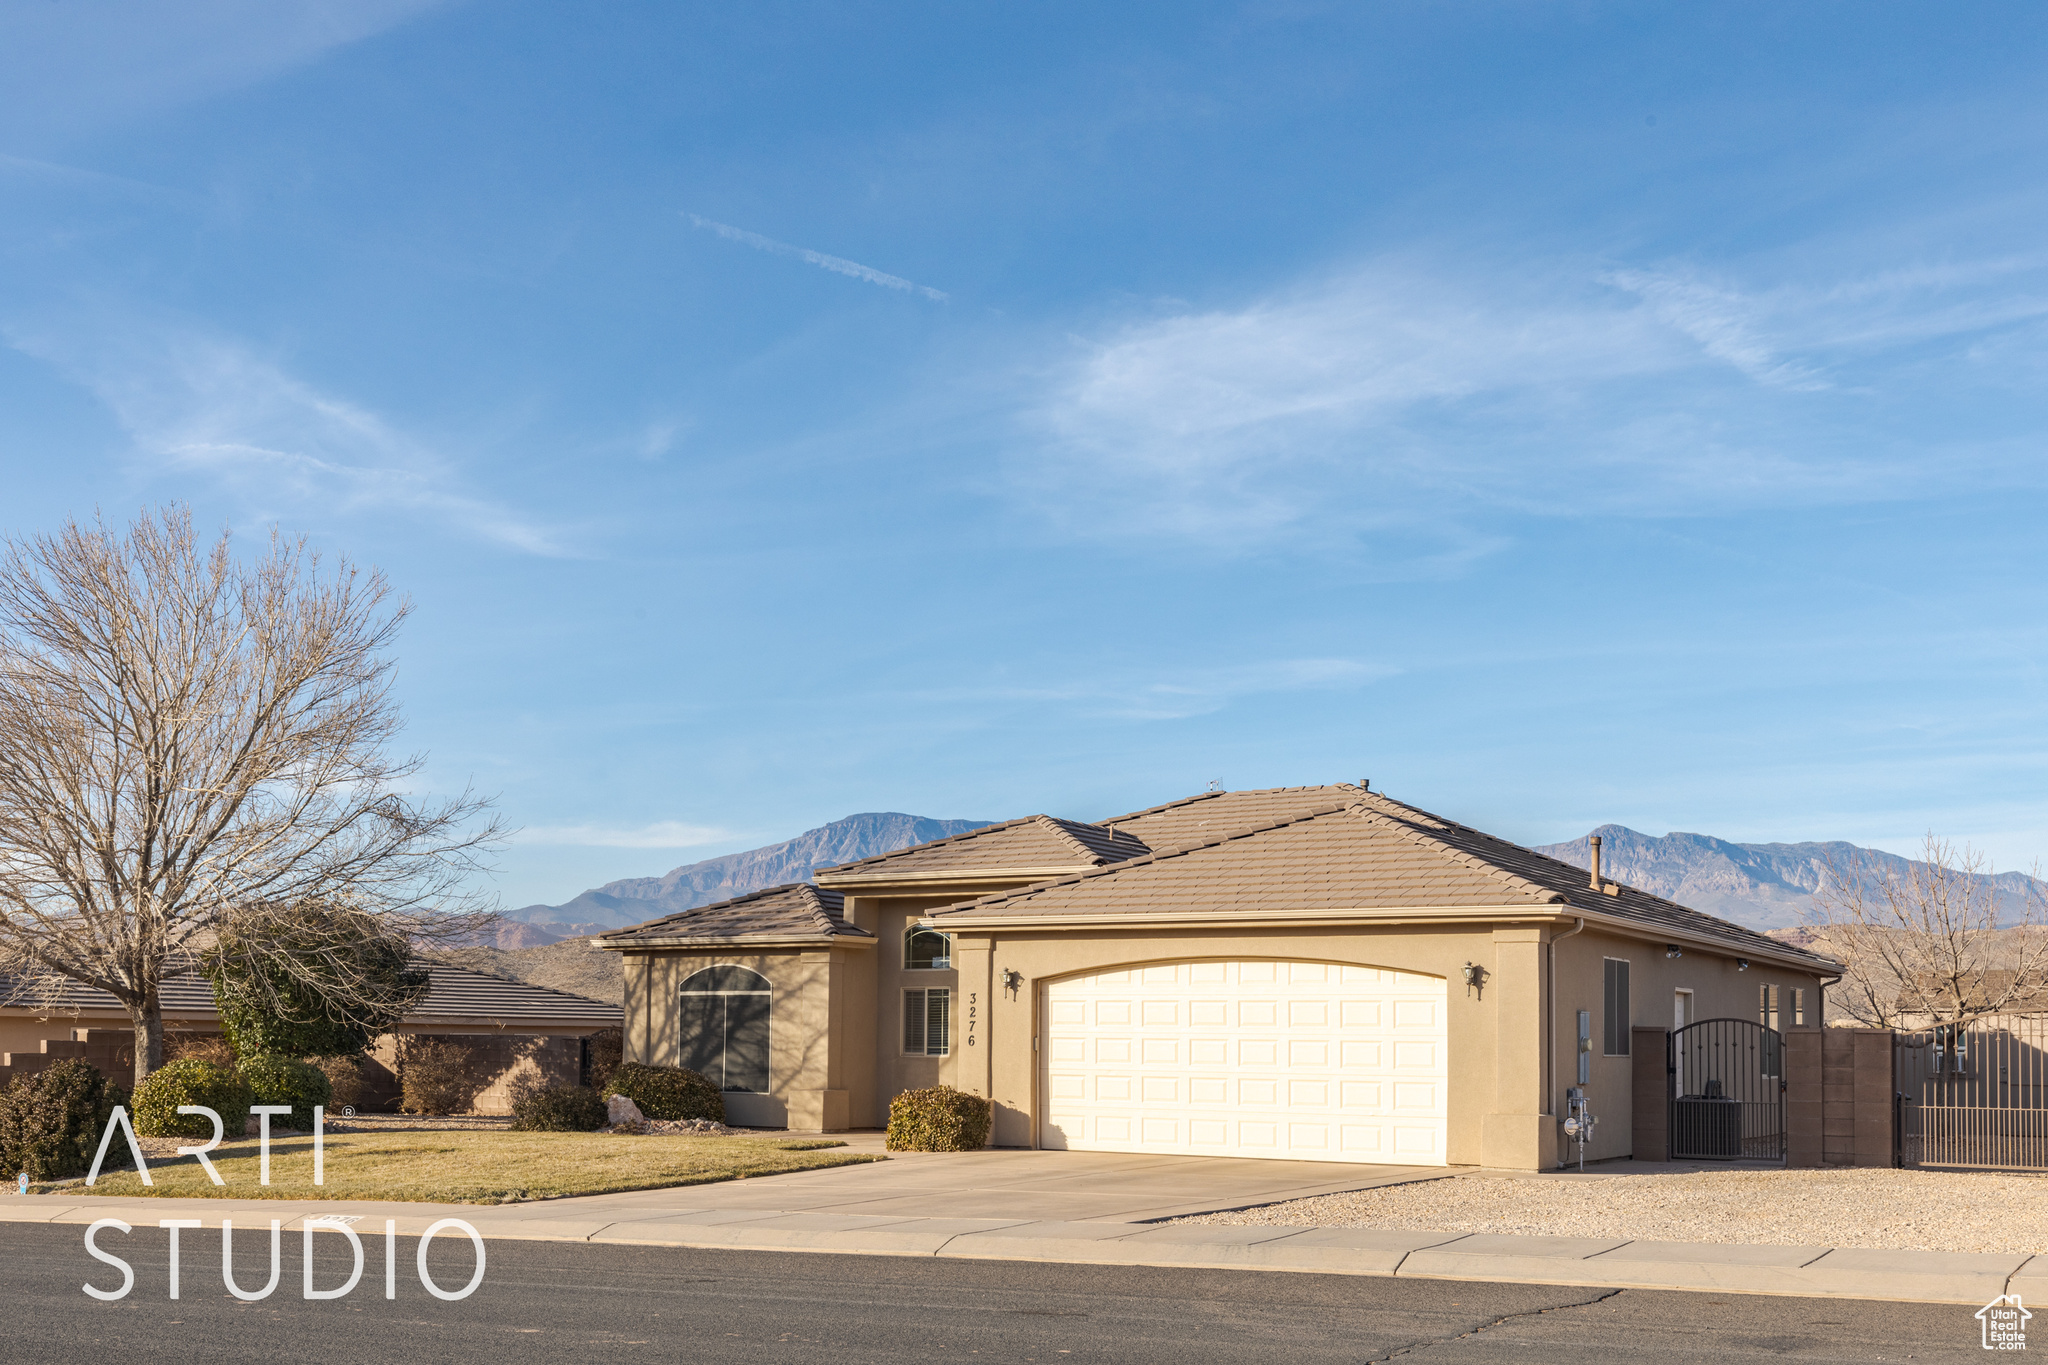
xmin=933 ymin=791 xmax=1840 ymax=970
xmin=0 ymin=963 xmax=622 ymax=1027
xmin=1096 ymin=784 xmax=1363 ymax=851
xmin=814 ymin=814 xmax=1148 ymax=881
xmin=596 ymin=882 xmax=874 ymax=946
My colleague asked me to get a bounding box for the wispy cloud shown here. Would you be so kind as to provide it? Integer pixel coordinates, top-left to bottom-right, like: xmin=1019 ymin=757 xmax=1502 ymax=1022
xmin=0 ymin=0 xmax=452 ymax=147
xmin=512 ymin=821 xmax=736 ymax=849
xmin=1013 ymin=250 xmax=2048 ymax=551
xmin=8 ymin=317 xmax=566 ymax=555
xmin=1603 ymin=269 xmax=1828 ymax=390
xmin=685 ymin=214 xmax=949 ymax=301
xmin=916 ymin=657 xmax=1394 ymax=721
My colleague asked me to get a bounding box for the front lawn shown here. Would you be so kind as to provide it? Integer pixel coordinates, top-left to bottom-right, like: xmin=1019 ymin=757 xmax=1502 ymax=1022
xmin=62 ymin=1130 xmax=879 ymax=1203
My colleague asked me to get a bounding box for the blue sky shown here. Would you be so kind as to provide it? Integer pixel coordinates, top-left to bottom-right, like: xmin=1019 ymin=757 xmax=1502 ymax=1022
xmin=5 ymin=2 xmax=2048 ymax=907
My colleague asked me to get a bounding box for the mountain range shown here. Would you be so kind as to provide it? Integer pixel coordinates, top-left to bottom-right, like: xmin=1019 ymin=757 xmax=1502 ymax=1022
xmin=1533 ymin=825 xmax=2044 ymax=932
xmin=499 ymin=807 xmax=2043 ymax=949
xmin=500 ymin=812 xmax=991 ymax=947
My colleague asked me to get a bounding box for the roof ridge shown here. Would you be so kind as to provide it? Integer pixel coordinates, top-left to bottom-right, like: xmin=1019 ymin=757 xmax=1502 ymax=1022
xmin=1351 ymin=793 xmax=1837 ymax=967
xmin=1093 ymin=783 xmax=1364 ymax=827
xmin=1037 ymin=814 xmax=1115 ymax=865
xmin=811 ymin=814 xmax=1041 ymax=875
xmin=1343 ymin=802 xmax=1565 ymax=904
xmin=931 ymin=803 xmax=1355 ymax=917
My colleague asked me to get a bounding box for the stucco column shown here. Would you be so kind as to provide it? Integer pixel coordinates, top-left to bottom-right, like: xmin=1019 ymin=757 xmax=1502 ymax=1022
xmin=953 ymin=938 xmax=995 ymax=1111
xmin=1482 ymin=926 xmax=1551 ymax=1169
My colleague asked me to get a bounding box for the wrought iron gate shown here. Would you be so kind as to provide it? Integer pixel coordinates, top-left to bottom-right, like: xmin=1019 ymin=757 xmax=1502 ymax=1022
xmin=1896 ymin=1016 xmax=2048 ymax=1170
xmin=1669 ymin=1018 xmax=1786 ymax=1162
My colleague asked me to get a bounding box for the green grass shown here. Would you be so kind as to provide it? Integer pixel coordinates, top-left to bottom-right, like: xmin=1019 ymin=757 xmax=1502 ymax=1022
xmin=62 ymin=1130 xmax=880 ymax=1203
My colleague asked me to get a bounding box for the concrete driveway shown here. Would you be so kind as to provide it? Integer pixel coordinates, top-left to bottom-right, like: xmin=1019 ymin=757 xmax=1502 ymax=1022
xmin=562 ymin=1136 xmax=1445 ymax=1222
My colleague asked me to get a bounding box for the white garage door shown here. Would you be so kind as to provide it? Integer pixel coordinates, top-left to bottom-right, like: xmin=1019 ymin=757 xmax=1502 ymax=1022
xmin=1041 ymin=960 xmax=1447 ymax=1165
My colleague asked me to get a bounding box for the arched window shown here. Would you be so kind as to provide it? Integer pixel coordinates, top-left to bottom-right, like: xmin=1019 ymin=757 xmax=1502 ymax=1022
xmin=905 ymin=928 xmax=952 ymax=971
xmin=678 ymin=966 xmax=771 ymax=1093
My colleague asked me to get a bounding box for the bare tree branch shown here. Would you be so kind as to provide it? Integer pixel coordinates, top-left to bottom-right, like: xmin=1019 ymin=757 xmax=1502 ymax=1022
xmin=0 ymin=506 xmax=502 ymax=1084
xmin=1809 ymin=835 xmax=2048 ymax=1027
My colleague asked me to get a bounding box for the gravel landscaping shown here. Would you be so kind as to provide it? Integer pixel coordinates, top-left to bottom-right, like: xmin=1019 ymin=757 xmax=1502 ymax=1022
xmin=1169 ymin=1168 xmax=2048 ymax=1254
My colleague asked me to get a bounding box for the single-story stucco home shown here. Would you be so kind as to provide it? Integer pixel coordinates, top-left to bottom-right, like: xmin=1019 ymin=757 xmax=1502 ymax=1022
xmin=0 ymin=963 xmax=622 ymax=1114
xmin=596 ymin=783 xmax=1841 ymax=1170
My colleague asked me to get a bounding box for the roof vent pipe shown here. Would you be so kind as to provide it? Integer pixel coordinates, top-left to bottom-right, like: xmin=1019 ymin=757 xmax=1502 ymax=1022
xmin=1588 ymin=835 xmax=1602 ymax=890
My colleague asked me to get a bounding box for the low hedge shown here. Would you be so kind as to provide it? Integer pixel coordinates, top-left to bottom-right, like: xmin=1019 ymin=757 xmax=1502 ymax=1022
xmin=0 ymin=1059 xmax=124 ymax=1180
xmin=510 ymin=1084 xmax=608 ymax=1132
xmin=237 ymin=1055 xmax=333 ymax=1131
xmin=886 ymin=1085 xmax=992 ymax=1152
xmin=601 ymin=1063 xmax=724 ymax=1123
xmin=132 ymin=1059 xmax=254 ymax=1140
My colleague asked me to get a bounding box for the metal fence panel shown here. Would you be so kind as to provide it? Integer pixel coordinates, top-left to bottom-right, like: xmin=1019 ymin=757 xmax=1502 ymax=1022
xmin=1895 ymin=1016 xmax=2048 ymax=1171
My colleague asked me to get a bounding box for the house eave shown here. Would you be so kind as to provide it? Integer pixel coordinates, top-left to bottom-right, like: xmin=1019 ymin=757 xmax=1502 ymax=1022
xmin=922 ymin=902 xmax=1839 ymax=974
xmin=815 ymin=865 xmax=1100 ymax=890
xmin=592 ymin=933 xmax=877 ymax=953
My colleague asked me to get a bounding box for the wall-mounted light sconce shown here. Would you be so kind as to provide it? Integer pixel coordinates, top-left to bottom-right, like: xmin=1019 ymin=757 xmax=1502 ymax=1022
xmin=1736 ymin=958 xmax=1750 ymax=971
xmin=1666 ymin=945 xmax=1684 ymax=959
xmin=1001 ymin=968 xmax=1024 ymax=997
xmin=1460 ymin=962 xmax=1486 ymax=998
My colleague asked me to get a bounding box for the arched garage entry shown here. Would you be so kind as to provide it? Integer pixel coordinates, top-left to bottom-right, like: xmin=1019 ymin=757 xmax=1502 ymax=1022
xmin=1041 ymin=960 xmax=1447 ymax=1165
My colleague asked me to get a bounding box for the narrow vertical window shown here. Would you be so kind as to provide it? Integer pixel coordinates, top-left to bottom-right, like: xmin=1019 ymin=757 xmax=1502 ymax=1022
xmin=904 ymin=989 xmax=951 ymax=1056
xmin=1602 ymin=958 xmax=1630 ymax=1056
xmin=1791 ymin=987 xmax=1805 ymax=1027
xmin=1759 ymin=983 xmax=1779 ymax=1031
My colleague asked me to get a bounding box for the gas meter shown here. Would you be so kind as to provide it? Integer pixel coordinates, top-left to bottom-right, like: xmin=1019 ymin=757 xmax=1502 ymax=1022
xmin=1563 ymin=1087 xmax=1597 ymax=1171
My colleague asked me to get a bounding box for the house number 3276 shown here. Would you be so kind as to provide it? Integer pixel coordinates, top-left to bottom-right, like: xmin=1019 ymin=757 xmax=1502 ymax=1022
xmin=966 ymin=992 xmax=978 ymax=1046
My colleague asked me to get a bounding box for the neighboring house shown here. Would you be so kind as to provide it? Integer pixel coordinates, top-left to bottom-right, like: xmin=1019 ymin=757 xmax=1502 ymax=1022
xmin=596 ymin=783 xmax=1841 ymax=1170
xmin=0 ymin=963 xmax=621 ymax=1114
xmin=1892 ymin=971 xmax=2048 ymax=1028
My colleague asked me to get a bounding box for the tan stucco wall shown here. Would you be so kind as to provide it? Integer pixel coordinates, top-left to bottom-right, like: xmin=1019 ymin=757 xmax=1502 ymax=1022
xmin=620 ymin=947 xmax=859 ymax=1130
xmin=945 ymin=923 xmax=1529 ymax=1165
xmin=616 ymin=904 xmax=1836 ymax=1167
xmin=1551 ymin=926 xmax=1832 ymax=1164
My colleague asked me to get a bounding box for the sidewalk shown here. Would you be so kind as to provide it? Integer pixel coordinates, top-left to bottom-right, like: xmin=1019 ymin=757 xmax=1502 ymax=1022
xmin=3 ymin=1140 xmax=2034 ymax=1306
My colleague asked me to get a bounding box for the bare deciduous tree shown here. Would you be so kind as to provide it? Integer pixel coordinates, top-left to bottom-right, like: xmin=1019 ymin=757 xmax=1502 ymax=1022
xmin=0 ymin=507 xmax=500 ymax=1084
xmin=1811 ymin=835 xmax=2048 ymax=1028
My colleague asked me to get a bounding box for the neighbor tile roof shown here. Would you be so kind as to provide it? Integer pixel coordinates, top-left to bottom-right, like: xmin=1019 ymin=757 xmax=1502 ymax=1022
xmin=814 ymin=814 xmax=1149 ymax=880
xmin=933 ymin=790 xmax=1840 ymax=970
xmin=597 ymin=881 xmax=874 ymax=945
xmin=0 ymin=963 xmax=622 ymax=1026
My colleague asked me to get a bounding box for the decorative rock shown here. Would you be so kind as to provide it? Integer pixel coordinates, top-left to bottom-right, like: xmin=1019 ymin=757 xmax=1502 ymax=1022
xmin=607 ymin=1094 xmax=646 ymax=1126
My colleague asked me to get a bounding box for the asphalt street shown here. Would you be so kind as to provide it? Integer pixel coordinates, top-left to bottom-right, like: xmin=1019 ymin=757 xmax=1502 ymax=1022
xmin=0 ymin=1222 xmax=1995 ymax=1363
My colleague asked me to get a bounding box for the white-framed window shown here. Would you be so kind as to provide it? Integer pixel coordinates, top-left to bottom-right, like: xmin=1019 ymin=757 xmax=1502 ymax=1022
xmin=905 ymin=927 xmax=952 ymax=970
xmin=904 ymin=988 xmax=951 ymax=1056
xmin=1602 ymin=958 xmax=1631 ymax=1056
xmin=1791 ymin=987 xmax=1806 ymax=1027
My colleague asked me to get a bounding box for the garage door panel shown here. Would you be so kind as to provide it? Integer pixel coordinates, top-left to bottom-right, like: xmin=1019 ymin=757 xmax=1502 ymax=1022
xmin=1043 ymin=959 xmax=1447 ymax=1166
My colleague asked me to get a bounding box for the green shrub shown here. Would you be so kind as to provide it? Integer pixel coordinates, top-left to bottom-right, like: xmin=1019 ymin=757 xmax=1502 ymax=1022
xmin=205 ymin=902 xmax=428 ymax=1060
xmin=236 ymin=1055 xmax=332 ymax=1131
xmin=0 ymin=1059 xmax=124 ymax=1180
xmin=131 ymin=1059 xmax=254 ymax=1140
xmin=886 ymin=1085 xmax=992 ymax=1152
xmin=601 ymin=1063 xmax=724 ymax=1123
xmin=510 ymin=1084 xmax=608 ymax=1132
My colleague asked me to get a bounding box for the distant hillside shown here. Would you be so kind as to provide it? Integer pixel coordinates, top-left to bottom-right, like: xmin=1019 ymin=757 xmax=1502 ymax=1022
xmin=504 ymin=811 xmax=993 ymax=944
xmin=1534 ymin=825 xmax=2045 ymax=931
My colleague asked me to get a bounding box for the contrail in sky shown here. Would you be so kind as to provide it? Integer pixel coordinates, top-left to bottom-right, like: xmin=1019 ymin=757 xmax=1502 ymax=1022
xmin=685 ymin=214 xmax=949 ymax=301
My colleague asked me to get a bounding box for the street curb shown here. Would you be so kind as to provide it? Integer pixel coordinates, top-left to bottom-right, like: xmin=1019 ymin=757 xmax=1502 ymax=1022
xmin=0 ymin=1198 xmax=2036 ymax=1305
